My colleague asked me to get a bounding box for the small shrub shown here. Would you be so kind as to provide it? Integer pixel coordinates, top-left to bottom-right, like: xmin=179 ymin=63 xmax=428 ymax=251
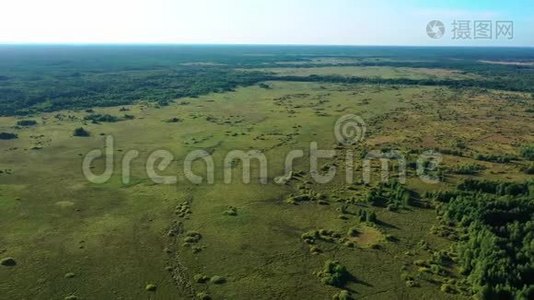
xmin=16 ymin=120 xmax=37 ymax=126
xmin=400 ymin=272 xmax=412 ymax=281
xmin=293 ymin=194 xmax=311 ymax=202
xmin=319 ymin=229 xmax=333 ymax=236
xmin=84 ymin=113 xmax=120 ymax=123
xmin=301 ymin=231 xmax=317 ymax=244
xmin=332 ymin=290 xmax=352 ymax=300
xmin=184 ymin=231 xmax=202 ymax=244
xmin=210 ymin=275 xmax=226 ymax=284
xmin=413 ymin=260 xmax=428 ymax=267
xmin=347 ymin=227 xmax=359 ymax=237
xmin=223 ymin=206 xmax=237 ymax=216
xmin=0 ymin=257 xmax=16 ymax=266
xmin=450 ymin=163 xmax=484 ymax=175
xmin=474 ymin=153 xmax=515 ymax=163
xmin=386 ymin=204 xmax=398 ymax=211
xmin=193 ymin=274 xmax=210 ymax=283
xmin=523 ymin=164 xmax=534 ymax=174
xmin=520 ymin=144 xmax=534 ymax=160
xmin=184 ymin=236 xmax=198 ymax=243
xmin=430 ymin=264 xmax=443 ymax=275
xmin=366 ymin=211 xmax=377 ymax=223
xmin=310 ymin=246 xmax=322 ymax=254
xmin=196 ymin=292 xmax=211 ymax=300
xmin=370 ymin=244 xmax=381 ymax=250
xmin=418 ymin=267 xmax=431 ymax=273
xmin=166 ymin=117 xmax=181 ymax=123
xmin=73 ymin=127 xmax=90 ymax=137
xmin=344 ymin=241 xmax=355 ymax=248
xmin=405 ymin=280 xmax=419 ymax=287
xmin=317 ymin=260 xmax=351 ymax=287
xmin=440 ymin=283 xmax=454 ymax=293
xmin=385 ymin=234 xmax=397 ymax=242
xmin=0 ymin=132 xmax=18 ymax=140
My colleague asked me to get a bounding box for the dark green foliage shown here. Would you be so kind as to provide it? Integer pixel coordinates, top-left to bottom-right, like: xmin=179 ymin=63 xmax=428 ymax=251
xmin=366 ymin=211 xmax=377 ymax=223
xmin=520 ymin=144 xmax=534 ymax=161
xmin=357 ymin=209 xmax=377 ymax=223
xmin=166 ymin=117 xmax=181 ymax=123
xmin=223 ymin=206 xmax=237 ymax=216
xmin=436 ymin=148 xmax=464 ymax=156
xmin=0 ymin=257 xmax=17 ymax=266
xmin=84 ymin=113 xmax=120 ymax=123
xmin=474 ymin=153 xmax=515 ymax=163
xmin=366 ymin=181 xmax=413 ymax=208
xmin=0 ymin=132 xmax=18 ymax=140
xmin=318 ymin=260 xmax=351 ymax=287
xmin=184 ymin=231 xmax=202 ymax=244
xmin=439 ymin=181 xmax=534 ymax=298
xmin=193 ymin=274 xmax=210 ymax=283
xmin=347 ymin=227 xmax=359 ymax=237
xmin=16 ymin=119 xmax=37 ymax=126
xmin=73 ymin=127 xmax=90 ymax=137
xmin=457 ymin=179 xmax=530 ymax=196
xmin=428 ymin=190 xmax=468 ymax=203
xmin=523 ymin=164 xmax=534 ymax=175
xmin=332 ymin=290 xmax=352 ymax=300
xmin=450 ymin=163 xmax=484 ymax=175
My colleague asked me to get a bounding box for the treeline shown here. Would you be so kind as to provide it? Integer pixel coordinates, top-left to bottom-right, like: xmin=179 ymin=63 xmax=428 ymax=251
xmin=260 ymin=55 xmax=534 ymax=93
xmin=431 ymin=179 xmax=534 ymax=299
xmin=0 ymin=67 xmax=270 ymax=116
xmin=271 ymin=74 xmax=534 ymax=93
xmin=2 ymin=70 xmax=530 ymax=116
xmin=458 ymin=179 xmax=531 ymax=196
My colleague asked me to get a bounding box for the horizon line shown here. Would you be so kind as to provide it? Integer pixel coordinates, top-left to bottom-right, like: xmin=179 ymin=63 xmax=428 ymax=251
xmin=0 ymin=42 xmax=532 ymax=48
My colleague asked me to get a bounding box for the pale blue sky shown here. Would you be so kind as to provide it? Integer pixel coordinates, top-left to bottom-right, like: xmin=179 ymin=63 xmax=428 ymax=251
xmin=0 ymin=0 xmax=532 ymax=46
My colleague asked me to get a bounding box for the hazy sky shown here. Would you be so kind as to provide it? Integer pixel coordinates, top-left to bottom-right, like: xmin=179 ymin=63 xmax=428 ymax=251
xmin=0 ymin=0 xmax=532 ymax=46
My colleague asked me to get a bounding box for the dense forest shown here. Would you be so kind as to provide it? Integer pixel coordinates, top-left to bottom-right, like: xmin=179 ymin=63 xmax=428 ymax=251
xmin=431 ymin=179 xmax=534 ymax=299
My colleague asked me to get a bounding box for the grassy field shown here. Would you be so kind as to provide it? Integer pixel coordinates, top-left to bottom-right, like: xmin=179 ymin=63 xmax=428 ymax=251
xmin=1 ymin=59 xmax=533 ymax=299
